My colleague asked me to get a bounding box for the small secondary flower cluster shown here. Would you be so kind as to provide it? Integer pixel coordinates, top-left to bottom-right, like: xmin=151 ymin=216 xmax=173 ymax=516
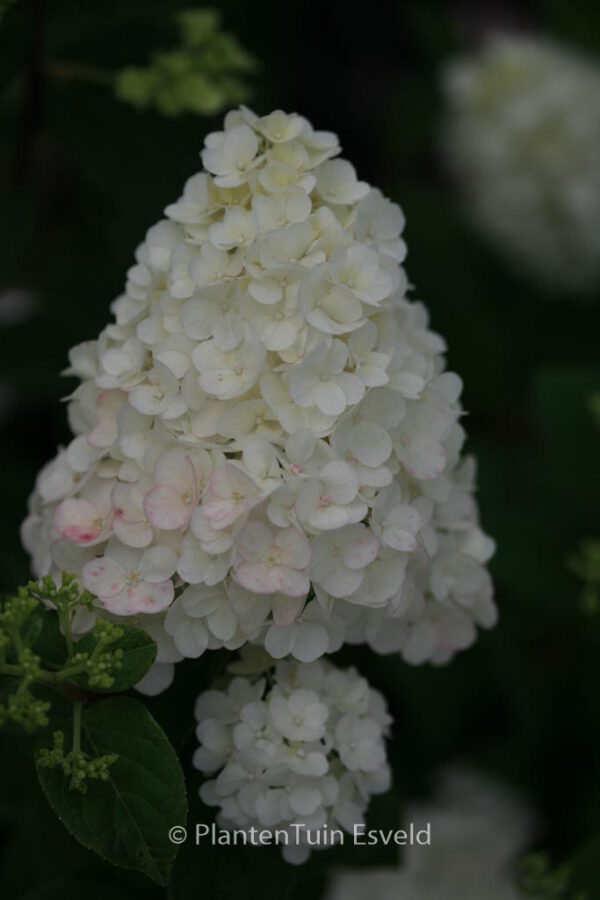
xmin=442 ymin=35 xmax=600 ymax=293
xmin=22 ymin=106 xmax=495 ymax=685
xmin=193 ymin=658 xmax=392 ymax=863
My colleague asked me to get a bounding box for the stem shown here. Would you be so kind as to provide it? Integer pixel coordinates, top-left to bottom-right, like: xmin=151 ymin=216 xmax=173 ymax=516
xmin=72 ymin=700 xmax=82 ymax=756
xmin=54 ymin=662 xmax=88 ymax=682
xmin=0 ymin=662 xmax=56 ymax=684
xmin=0 ymin=662 xmax=86 ymax=701
xmin=69 ymin=701 xmax=84 ymax=789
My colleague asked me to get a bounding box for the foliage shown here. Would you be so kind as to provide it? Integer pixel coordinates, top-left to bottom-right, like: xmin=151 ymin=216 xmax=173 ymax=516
xmin=0 ymin=574 xmax=186 ymax=885
xmin=114 ymin=8 xmax=257 ymax=117
xmin=36 ymin=697 xmax=187 ymax=886
xmin=519 ymin=854 xmax=587 ymax=900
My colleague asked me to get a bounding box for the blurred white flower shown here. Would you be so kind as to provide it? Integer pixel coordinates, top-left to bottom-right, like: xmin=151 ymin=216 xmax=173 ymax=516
xmin=327 ymin=767 xmax=535 ymax=900
xmin=443 ymin=35 xmax=600 ymax=293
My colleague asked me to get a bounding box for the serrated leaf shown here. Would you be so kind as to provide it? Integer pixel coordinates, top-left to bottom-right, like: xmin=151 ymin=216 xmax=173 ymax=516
xmin=35 ymin=696 xmax=187 ymax=886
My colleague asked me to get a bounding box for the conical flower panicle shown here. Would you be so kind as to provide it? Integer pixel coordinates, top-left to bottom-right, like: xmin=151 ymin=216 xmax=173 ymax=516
xmin=22 ymin=107 xmax=496 ymax=687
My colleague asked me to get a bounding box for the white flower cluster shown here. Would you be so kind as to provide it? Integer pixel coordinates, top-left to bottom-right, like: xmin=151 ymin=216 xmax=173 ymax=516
xmin=193 ymin=658 xmax=392 ymax=863
xmin=21 ymin=106 xmax=495 ymax=684
xmin=442 ymin=35 xmax=600 ymax=293
xmin=327 ymin=768 xmax=534 ymax=900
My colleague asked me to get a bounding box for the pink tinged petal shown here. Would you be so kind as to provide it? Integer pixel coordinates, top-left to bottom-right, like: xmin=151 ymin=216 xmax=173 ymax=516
xmin=88 ymin=390 xmax=126 ymax=448
xmin=54 ymin=499 xmax=104 ymax=545
xmin=234 ymin=561 xmax=280 ymax=594
xmin=144 ymin=485 xmax=191 ymax=530
xmin=203 ymin=467 xmax=233 ymax=502
xmin=82 ymin=557 xmax=126 ymax=598
xmin=202 ymin=497 xmax=243 ymax=530
xmin=274 ymin=527 xmax=311 ymax=569
xmin=203 ymin=465 xmax=258 ymax=529
xmin=101 ymin=580 xmax=174 ymax=616
xmin=342 ymin=532 xmax=379 ymax=569
xmin=113 ymin=518 xmax=153 ymax=548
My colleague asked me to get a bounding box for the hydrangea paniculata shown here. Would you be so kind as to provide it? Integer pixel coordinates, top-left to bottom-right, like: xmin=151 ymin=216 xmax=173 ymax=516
xmin=22 ymin=106 xmax=496 ymax=688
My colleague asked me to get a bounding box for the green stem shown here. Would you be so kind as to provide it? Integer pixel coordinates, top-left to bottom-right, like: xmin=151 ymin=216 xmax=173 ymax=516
xmin=54 ymin=662 xmax=88 ymax=682
xmin=0 ymin=662 xmax=56 ymax=684
xmin=72 ymin=700 xmax=82 ymax=756
xmin=0 ymin=662 xmax=86 ymax=701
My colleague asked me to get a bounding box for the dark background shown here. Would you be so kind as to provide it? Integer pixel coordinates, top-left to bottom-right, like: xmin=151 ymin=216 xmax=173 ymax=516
xmin=0 ymin=1 xmax=599 ymax=897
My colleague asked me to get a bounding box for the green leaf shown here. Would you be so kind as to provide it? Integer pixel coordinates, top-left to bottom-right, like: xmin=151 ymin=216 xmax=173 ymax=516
xmin=75 ymin=623 xmax=157 ymax=693
xmin=35 ymin=696 xmax=188 ymax=886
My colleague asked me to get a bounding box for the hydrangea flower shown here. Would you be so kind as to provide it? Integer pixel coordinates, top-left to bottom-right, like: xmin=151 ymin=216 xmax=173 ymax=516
xmin=442 ymin=35 xmax=600 ymax=293
xmin=22 ymin=106 xmax=495 ymax=687
xmin=193 ymin=657 xmax=392 ymax=863
xmin=81 ymin=539 xmax=176 ymax=615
